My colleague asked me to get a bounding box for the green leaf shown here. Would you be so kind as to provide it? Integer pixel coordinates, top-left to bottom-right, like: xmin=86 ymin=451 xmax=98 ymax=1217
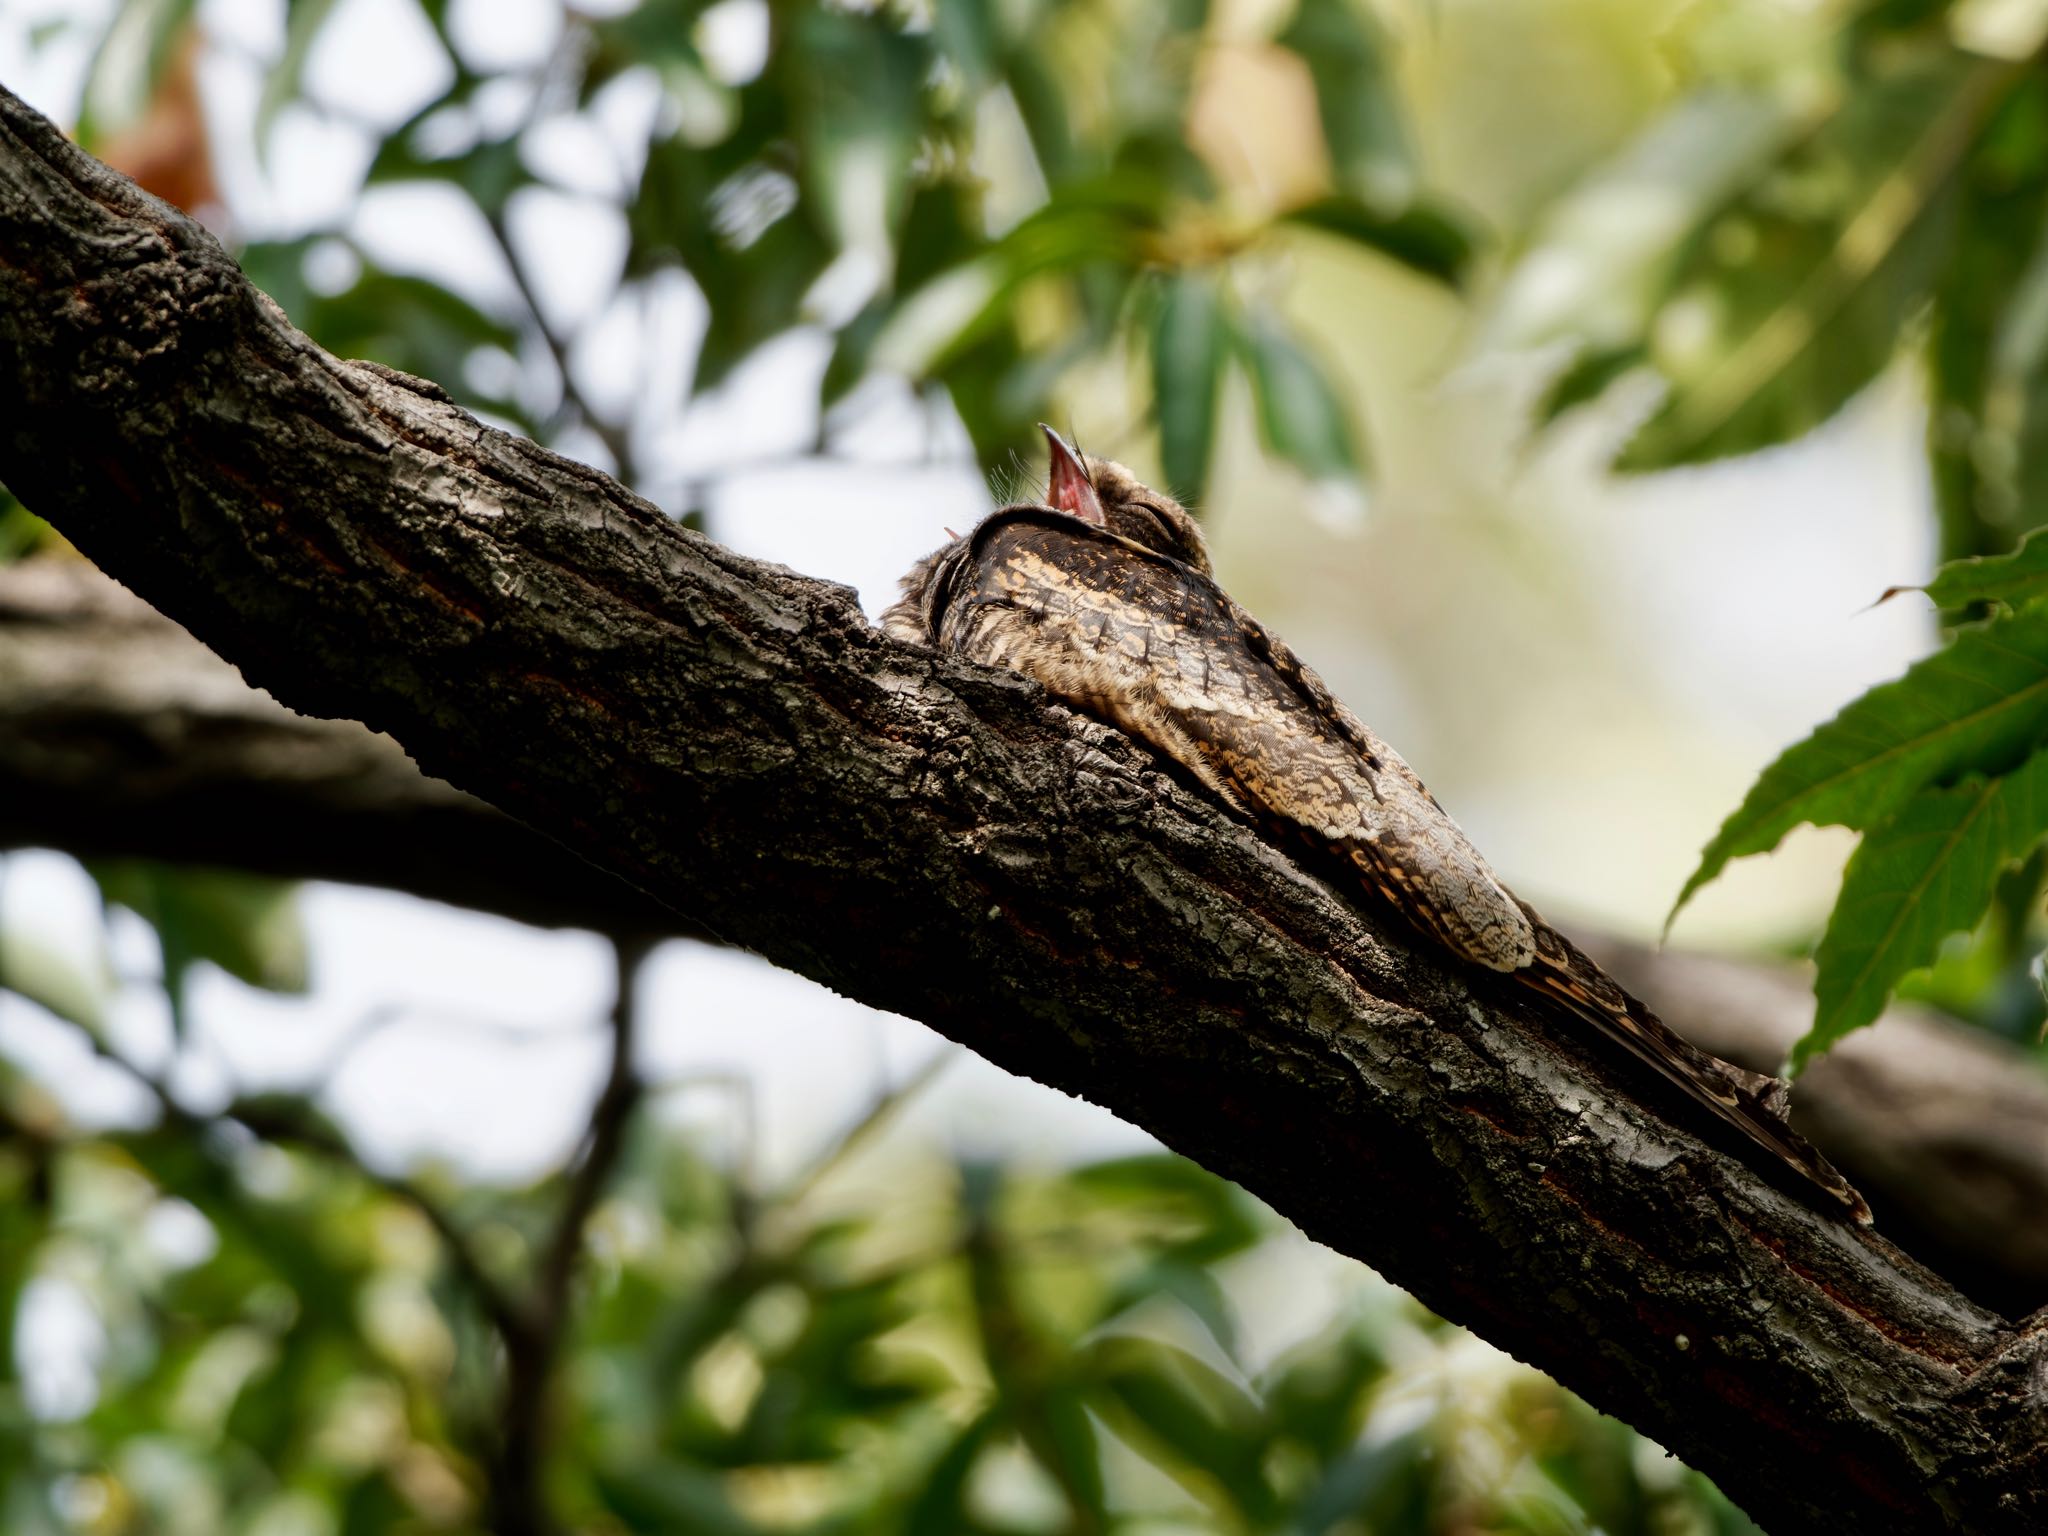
xmin=1620 ymin=50 xmax=2003 ymax=469
xmin=1924 ymin=77 xmax=2048 ymax=561
xmin=870 ymin=188 xmax=1157 ymax=381
xmin=591 ymin=1461 xmax=759 ymax=1536
xmin=1911 ymin=525 xmax=2048 ymax=610
xmin=1062 ymin=1154 xmax=1264 ymax=1266
xmin=1238 ymin=308 xmax=1365 ymax=491
xmin=1294 ymin=1428 xmax=1432 ymax=1535
xmin=1034 ymin=1381 xmax=1108 ymax=1521
xmin=368 ymin=132 xmax=529 ymax=219
xmin=1278 ymin=0 xmax=1414 ymax=209
xmin=1534 ymin=343 xmax=1649 ymax=425
xmin=1084 ymin=1333 xmax=1273 ymax=1523
xmin=255 ymin=0 xmax=344 ymax=152
xmin=1150 ymin=271 xmax=1227 ymax=505
xmin=74 ymin=0 xmax=199 ymax=150
xmin=1805 ymin=746 xmax=2048 ymax=1067
xmin=1283 ymin=195 xmax=1477 ymax=287
xmin=1262 ymin=1317 xmax=1386 ymax=1460
xmin=0 ymin=491 xmax=59 ymax=562
xmin=1488 ymin=88 xmax=1795 ymax=385
xmin=0 ymin=929 xmax=108 ymax=1031
xmin=933 ymin=0 xmax=1005 ymax=91
xmin=91 ymin=865 xmax=309 ymax=1035
xmin=1671 ymin=606 xmax=2048 ymax=922
xmin=237 ymin=246 xmax=522 ymax=421
xmin=785 ymin=8 xmax=925 ymax=281
xmin=627 ymin=80 xmax=839 ymax=392
xmin=590 ymin=0 xmax=721 ymax=101
xmin=823 ymin=178 xmax=987 ymax=408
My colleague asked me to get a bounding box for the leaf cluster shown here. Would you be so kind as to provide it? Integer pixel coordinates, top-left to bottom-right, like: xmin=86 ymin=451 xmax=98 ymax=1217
xmin=1486 ymin=0 xmax=2048 ymax=1063
xmin=171 ymin=0 xmax=1472 ymax=515
xmin=0 ymin=1041 xmax=1760 ymax=1535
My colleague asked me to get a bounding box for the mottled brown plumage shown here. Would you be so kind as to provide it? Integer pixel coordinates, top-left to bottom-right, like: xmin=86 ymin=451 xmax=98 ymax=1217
xmin=885 ymin=428 xmax=1871 ymax=1224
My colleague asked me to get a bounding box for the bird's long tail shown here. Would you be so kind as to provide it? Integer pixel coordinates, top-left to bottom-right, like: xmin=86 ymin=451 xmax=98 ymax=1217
xmin=1515 ymin=917 xmax=1871 ymax=1224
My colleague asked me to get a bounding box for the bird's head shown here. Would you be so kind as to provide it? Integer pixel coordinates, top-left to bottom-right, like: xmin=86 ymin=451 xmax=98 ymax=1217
xmin=1040 ymin=425 xmax=1212 ymax=577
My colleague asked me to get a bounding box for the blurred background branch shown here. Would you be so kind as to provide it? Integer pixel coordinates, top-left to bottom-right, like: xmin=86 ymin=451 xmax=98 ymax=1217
xmin=0 ymin=559 xmax=682 ymax=937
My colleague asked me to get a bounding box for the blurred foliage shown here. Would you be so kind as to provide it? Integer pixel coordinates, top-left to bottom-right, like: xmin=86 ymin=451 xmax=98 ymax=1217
xmin=0 ymin=1004 xmax=1761 ymax=1535
xmin=75 ymin=0 xmax=1475 ymax=520
xmin=0 ymin=492 xmax=58 ymax=562
xmin=1485 ymin=0 xmax=2048 ymax=1062
xmin=87 ymin=865 xmax=309 ymax=1044
xmin=28 ymin=0 xmax=2048 ymax=1524
xmin=0 ymin=2 xmax=1786 ymax=1530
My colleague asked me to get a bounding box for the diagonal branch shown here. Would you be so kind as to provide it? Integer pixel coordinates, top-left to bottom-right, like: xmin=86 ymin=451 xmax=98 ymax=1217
xmin=9 ymin=559 xmax=2048 ymax=1313
xmin=0 ymin=82 xmax=2042 ymax=1534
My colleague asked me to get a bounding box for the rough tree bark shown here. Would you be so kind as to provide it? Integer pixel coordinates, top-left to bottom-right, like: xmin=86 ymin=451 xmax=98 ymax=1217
xmin=10 ymin=555 xmax=2048 ymax=1315
xmin=0 ymin=83 xmax=2041 ymax=1534
xmin=1592 ymin=939 xmax=2048 ymax=1321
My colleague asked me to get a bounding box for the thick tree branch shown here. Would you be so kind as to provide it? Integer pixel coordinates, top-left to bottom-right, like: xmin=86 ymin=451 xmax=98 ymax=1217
xmin=1593 ymin=939 xmax=2048 ymax=1320
xmin=1 ymin=83 xmax=2041 ymax=1533
xmin=11 ymin=559 xmax=2048 ymax=1317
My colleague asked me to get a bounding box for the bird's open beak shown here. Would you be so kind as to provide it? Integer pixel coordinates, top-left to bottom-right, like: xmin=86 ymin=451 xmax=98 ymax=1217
xmin=1041 ymin=424 xmax=1105 ymax=527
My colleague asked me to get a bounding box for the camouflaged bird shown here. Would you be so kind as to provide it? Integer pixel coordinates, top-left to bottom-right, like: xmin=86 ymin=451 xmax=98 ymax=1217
xmin=884 ymin=426 xmax=1871 ymax=1224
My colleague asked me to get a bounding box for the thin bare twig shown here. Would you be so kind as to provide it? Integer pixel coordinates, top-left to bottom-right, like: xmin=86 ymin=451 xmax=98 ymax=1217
xmin=489 ymin=933 xmax=650 ymax=1536
xmin=537 ymin=933 xmax=648 ymax=1336
xmin=486 ymin=32 xmax=639 ymax=484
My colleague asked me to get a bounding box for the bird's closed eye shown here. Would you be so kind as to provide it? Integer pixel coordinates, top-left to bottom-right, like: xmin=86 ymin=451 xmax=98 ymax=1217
xmin=1129 ymin=503 xmax=1174 ymax=544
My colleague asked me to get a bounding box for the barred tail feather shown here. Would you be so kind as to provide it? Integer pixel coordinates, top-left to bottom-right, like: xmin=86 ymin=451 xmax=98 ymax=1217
xmin=1518 ymin=927 xmax=1872 ymax=1225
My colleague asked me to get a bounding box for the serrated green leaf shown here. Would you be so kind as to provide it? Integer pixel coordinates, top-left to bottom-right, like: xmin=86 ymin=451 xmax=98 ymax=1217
xmin=1238 ymin=309 xmax=1365 ymax=488
xmin=1278 ymin=0 xmax=1414 ymax=209
xmin=1283 ymin=195 xmax=1477 ymax=287
xmin=1805 ymin=746 xmax=2048 ymax=1067
xmin=1150 ymin=272 xmax=1226 ymax=505
xmin=1672 ymin=606 xmax=2048 ymax=922
xmin=1912 ymin=525 xmax=2048 ymax=609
